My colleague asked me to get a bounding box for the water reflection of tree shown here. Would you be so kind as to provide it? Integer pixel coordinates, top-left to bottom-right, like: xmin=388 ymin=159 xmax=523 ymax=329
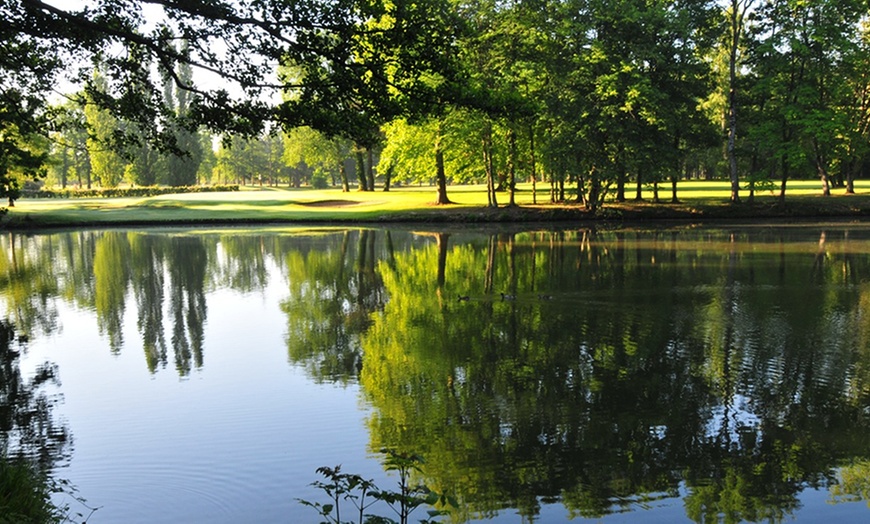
xmin=215 ymin=234 xmax=269 ymax=292
xmin=0 ymin=319 xmax=70 ymax=467
xmin=0 ymin=231 xmax=215 ymax=376
xmin=0 ymin=233 xmax=61 ymax=338
xmin=168 ymin=236 xmax=209 ymax=375
xmin=94 ymin=232 xmax=131 ymax=352
xmin=358 ymin=228 xmax=870 ymax=523
xmin=4 ymin=227 xmax=870 ymax=520
xmin=130 ymin=233 xmax=167 ymax=371
xmin=281 ymin=230 xmax=391 ymax=383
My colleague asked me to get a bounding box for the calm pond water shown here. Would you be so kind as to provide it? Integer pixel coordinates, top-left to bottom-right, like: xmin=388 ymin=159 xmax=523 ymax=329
xmin=2 ymin=223 xmax=870 ymax=523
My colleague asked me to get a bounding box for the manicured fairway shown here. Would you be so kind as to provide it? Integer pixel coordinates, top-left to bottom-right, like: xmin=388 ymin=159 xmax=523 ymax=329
xmin=5 ymin=180 xmax=870 ymax=228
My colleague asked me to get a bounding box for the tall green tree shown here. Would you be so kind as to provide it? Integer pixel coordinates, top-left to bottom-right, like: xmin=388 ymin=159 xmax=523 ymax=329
xmin=0 ymin=117 xmax=45 ymax=206
xmin=52 ymin=100 xmax=92 ymax=189
xmin=5 ymin=0 xmax=462 ymax=189
xmin=725 ymin=0 xmax=757 ymax=203
xmin=125 ymin=128 xmax=165 ymax=186
xmin=197 ymin=132 xmax=217 ymax=185
xmin=283 ymin=127 xmax=353 ymax=190
xmin=747 ymin=0 xmax=866 ymax=198
xmin=215 ymin=133 xmax=284 ymax=185
xmin=161 ymin=41 xmax=203 ymax=187
xmin=379 ymin=113 xmax=487 ymax=191
xmin=84 ymin=70 xmax=127 ymax=188
xmin=835 ymin=21 xmax=870 ymax=193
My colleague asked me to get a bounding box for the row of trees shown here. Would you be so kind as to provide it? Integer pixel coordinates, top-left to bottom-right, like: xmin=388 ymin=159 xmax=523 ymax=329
xmin=4 ymin=0 xmax=870 ymax=207
xmin=42 ymin=112 xmax=373 ymax=189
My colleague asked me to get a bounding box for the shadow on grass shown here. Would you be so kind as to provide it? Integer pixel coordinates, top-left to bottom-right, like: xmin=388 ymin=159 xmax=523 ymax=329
xmin=137 ymin=198 xmax=365 ymax=209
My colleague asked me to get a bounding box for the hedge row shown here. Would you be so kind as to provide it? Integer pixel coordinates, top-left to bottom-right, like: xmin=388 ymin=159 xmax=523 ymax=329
xmin=23 ymin=185 xmax=240 ymax=199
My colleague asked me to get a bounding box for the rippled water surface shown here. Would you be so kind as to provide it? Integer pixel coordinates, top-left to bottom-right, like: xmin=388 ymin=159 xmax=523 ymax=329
xmin=3 ymin=224 xmax=870 ymax=523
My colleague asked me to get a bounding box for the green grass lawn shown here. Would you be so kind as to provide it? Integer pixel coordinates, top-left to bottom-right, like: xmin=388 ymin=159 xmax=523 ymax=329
xmin=6 ymin=180 xmax=870 ymax=228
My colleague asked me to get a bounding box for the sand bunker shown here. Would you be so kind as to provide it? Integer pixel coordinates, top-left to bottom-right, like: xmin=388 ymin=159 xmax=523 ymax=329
xmin=299 ymin=199 xmax=365 ymax=207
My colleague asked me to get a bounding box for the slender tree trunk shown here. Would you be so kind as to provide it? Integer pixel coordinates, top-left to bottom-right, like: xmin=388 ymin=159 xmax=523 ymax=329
xmin=529 ymin=122 xmax=537 ymax=205
xmin=339 ymin=162 xmax=350 ymax=192
xmin=671 ymin=136 xmax=681 ymax=203
xmin=617 ymin=172 xmax=626 ymax=202
xmin=434 ymin=126 xmax=451 ymax=204
xmin=61 ymin=145 xmax=69 ymax=189
xmin=483 ymin=121 xmax=497 ymax=207
xmin=366 ymin=148 xmax=375 ymax=191
xmin=727 ymin=0 xmax=742 ymax=203
xmin=550 ymin=171 xmax=556 ymax=203
xmin=813 ymin=138 xmax=831 ymax=196
xmin=635 ymin=171 xmax=643 ymax=201
xmin=846 ymin=157 xmax=856 ymax=194
xmin=747 ymin=153 xmax=758 ymax=204
xmin=615 ymin=143 xmax=626 ymax=202
xmin=355 ymin=149 xmax=368 ymax=191
xmin=778 ymin=157 xmax=788 ymax=204
xmin=383 ymin=165 xmax=392 ymax=192
xmin=585 ymin=169 xmax=599 ymax=210
xmin=507 ymin=127 xmax=517 ymax=206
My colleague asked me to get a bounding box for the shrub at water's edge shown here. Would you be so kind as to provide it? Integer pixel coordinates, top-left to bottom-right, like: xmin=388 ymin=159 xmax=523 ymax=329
xmin=0 ymin=457 xmax=63 ymax=524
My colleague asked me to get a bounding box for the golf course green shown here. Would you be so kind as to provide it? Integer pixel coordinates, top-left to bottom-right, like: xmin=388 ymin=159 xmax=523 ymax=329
xmin=5 ymin=181 xmax=870 ymax=229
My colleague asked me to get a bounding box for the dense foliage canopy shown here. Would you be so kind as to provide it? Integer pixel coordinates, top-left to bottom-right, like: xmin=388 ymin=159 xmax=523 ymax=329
xmin=4 ymin=0 xmax=870 ymax=206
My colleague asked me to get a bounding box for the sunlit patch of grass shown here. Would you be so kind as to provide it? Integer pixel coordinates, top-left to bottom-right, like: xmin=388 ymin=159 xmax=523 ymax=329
xmin=6 ymin=180 xmax=870 ymax=228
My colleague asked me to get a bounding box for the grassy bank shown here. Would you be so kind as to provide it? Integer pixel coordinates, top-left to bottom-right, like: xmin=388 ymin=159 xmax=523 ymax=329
xmin=4 ymin=180 xmax=870 ymax=229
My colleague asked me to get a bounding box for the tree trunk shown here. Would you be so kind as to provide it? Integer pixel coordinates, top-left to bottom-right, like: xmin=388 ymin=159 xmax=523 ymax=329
xmin=550 ymin=171 xmax=556 ymax=203
xmin=340 ymin=162 xmax=350 ymax=192
xmin=507 ymin=127 xmax=517 ymax=206
xmin=483 ymin=121 xmax=497 ymax=207
xmin=383 ymin=164 xmax=392 ymax=192
xmin=727 ymin=0 xmax=741 ymax=203
xmin=846 ymin=158 xmax=856 ymax=194
xmin=528 ymin=122 xmax=537 ymax=205
xmin=61 ymin=146 xmax=69 ymax=189
xmin=584 ymin=169 xmax=598 ymax=211
xmin=616 ymin=143 xmax=626 ymax=202
xmin=778 ymin=157 xmax=788 ymax=204
xmin=434 ymin=128 xmax=451 ymax=204
xmin=366 ymin=148 xmax=375 ymax=191
xmin=616 ymin=171 xmax=626 ymax=202
xmin=635 ymin=171 xmax=643 ymax=201
xmin=355 ymin=149 xmax=368 ymax=191
xmin=813 ymin=139 xmax=831 ymax=196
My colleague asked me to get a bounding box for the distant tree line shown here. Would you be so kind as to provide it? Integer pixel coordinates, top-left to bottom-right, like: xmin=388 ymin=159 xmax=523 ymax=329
xmin=3 ymin=0 xmax=870 ymax=207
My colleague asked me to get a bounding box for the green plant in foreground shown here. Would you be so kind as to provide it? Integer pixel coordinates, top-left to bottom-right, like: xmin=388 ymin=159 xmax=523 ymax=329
xmin=299 ymin=449 xmax=452 ymax=524
xmin=0 ymin=457 xmax=62 ymax=524
xmin=0 ymin=457 xmax=97 ymax=524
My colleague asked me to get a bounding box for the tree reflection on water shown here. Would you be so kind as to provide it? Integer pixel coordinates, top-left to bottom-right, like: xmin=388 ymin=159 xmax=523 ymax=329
xmin=1 ymin=226 xmax=870 ymax=522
